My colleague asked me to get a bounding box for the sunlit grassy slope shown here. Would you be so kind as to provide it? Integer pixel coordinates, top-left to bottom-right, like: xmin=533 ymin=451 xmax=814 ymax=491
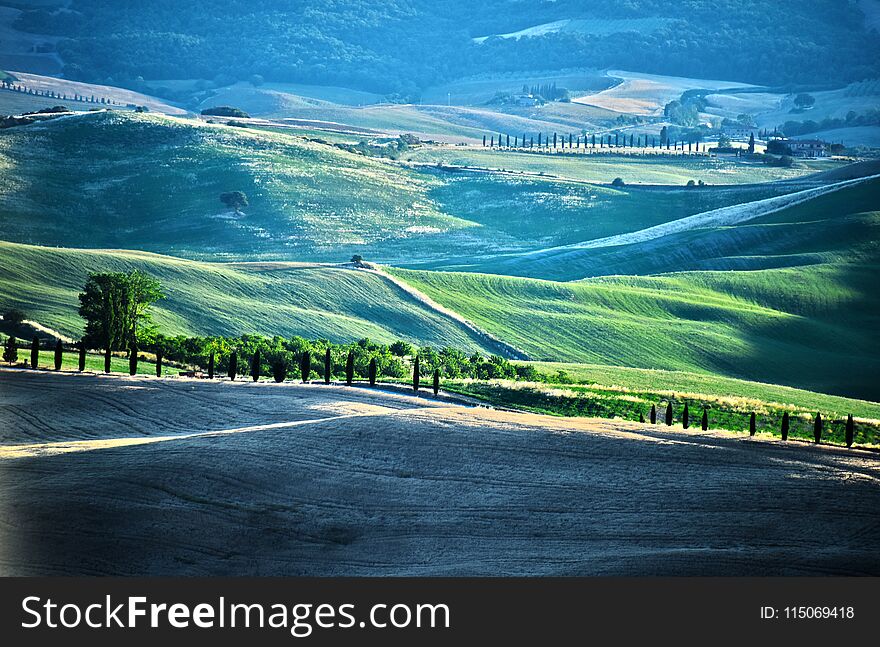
xmin=0 ymin=111 xmax=472 ymax=262
xmin=0 ymin=111 xmax=811 ymax=266
xmin=0 ymin=241 xmax=497 ymax=352
xmin=388 ymin=180 xmax=880 ymax=399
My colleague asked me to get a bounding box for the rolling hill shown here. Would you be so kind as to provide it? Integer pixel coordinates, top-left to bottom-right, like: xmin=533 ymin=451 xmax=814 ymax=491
xmin=0 ymin=241 xmax=504 ymax=354
xmin=387 ymin=179 xmax=880 ymax=399
xmin=1 ymin=110 xmax=826 ymax=267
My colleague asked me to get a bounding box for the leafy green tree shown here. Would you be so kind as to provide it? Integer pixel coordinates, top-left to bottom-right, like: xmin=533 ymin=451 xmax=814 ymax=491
xmin=2 ymin=335 xmax=17 ymax=364
xmin=30 ymin=336 xmax=39 ymax=369
xmin=220 ymin=191 xmax=249 ymax=213
xmin=390 ymin=340 xmax=413 ymax=357
xmin=2 ymin=308 xmax=26 ymax=328
xmin=54 ymin=339 xmax=63 ymax=371
xmin=79 ymin=271 xmax=163 ymax=352
xmin=794 ymin=93 xmax=815 ymax=109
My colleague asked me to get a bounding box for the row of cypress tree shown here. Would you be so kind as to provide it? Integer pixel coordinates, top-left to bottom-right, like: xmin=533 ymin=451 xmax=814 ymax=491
xmin=3 ymin=336 xmax=859 ymax=446
xmin=643 ymin=401 xmax=856 ymax=447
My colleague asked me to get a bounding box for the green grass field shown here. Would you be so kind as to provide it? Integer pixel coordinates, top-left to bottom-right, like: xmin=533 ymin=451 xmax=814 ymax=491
xmin=1 ymin=111 xmax=810 ymax=267
xmin=0 ymin=241 xmax=499 ymax=353
xmin=404 ymin=146 xmax=837 ymax=185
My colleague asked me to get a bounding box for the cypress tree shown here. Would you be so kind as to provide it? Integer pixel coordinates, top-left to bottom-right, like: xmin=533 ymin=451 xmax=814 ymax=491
xmin=345 ymin=350 xmax=354 ymax=385
xmin=228 ymin=351 xmax=238 ymax=381
xmin=682 ymin=403 xmax=690 ymax=429
xmin=30 ymin=335 xmax=39 ymax=369
xmin=156 ymin=347 xmax=163 ymax=377
xmin=506 ymin=134 xmax=510 ymax=147
xmin=749 ymin=412 xmax=756 ymax=437
xmin=748 ymin=132 xmax=755 ymax=154
xmin=665 ymin=402 xmax=673 ymax=426
xmin=301 ymin=351 xmax=311 ymax=383
xmin=482 ymin=135 xmax=486 ymax=146
xmin=3 ymin=335 xmax=18 ymax=365
xmin=413 ymin=356 xmax=420 ymax=392
xmin=553 ymin=132 xmax=557 ymax=148
xmin=639 ymin=412 xmax=645 ymax=423
xmin=324 ymin=348 xmax=332 ymax=384
xmin=251 ymin=349 xmax=260 ymax=382
xmin=129 ymin=343 xmax=138 ymax=376
xmin=537 ymin=133 xmax=542 ymax=147
xmin=208 ymin=351 xmax=215 ymax=379
xmin=104 ymin=346 xmax=111 ymax=374
xmin=781 ymin=411 xmax=789 ymax=441
xmin=845 ymin=414 xmax=854 ymax=448
xmin=369 ymin=358 xmax=377 ymax=386
xmin=813 ymin=412 xmax=822 ymax=444
xmin=701 ymin=408 xmax=708 ymax=431
xmin=591 ymin=134 xmax=596 ymax=147
xmin=78 ymin=340 xmax=86 ymax=372
xmin=433 ymin=369 xmax=440 ymax=395
xmin=54 ymin=339 xmax=63 ymax=371
xmin=650 ymin=404 xmax=656 ymax=424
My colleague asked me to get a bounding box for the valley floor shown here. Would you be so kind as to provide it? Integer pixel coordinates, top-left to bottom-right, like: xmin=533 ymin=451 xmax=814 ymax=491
xmin=1 ymin=369 xmax=878 ymax=576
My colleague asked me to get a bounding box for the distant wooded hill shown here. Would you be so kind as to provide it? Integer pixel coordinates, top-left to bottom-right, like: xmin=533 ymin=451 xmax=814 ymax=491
xmin=13 ymin=0 xmax=880 ymax=96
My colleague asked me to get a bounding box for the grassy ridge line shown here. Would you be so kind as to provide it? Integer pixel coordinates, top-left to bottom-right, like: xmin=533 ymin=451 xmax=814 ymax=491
xmin=0 ymin=241 xmax=497 ymax=353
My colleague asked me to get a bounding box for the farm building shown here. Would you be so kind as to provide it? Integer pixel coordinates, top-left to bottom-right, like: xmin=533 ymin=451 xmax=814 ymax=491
xmin=722 ymin=125 xmax=756 ymax=141
xmin=789 ymin=139 xmax=829 ymax=158
xmin=514 ymin=94 xmax=539 ymax=107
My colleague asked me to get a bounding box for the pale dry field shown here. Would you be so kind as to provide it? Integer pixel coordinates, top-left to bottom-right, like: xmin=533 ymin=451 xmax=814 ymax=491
xmin=1 ymin=369 xmax=878 ymax=576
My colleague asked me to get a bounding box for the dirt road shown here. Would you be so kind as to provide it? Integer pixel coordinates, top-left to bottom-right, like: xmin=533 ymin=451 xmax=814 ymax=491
xmin=1 ymin=369 xmax=878 ymax=576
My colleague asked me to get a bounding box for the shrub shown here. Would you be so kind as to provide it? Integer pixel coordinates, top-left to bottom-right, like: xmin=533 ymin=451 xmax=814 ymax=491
xmin=611 ymin=177 xmax=625 ymax=187
xmin=201 ymin=106 xmax=250 ymax=118
xmin=2 ymin=335 xmax=17 ymax=364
